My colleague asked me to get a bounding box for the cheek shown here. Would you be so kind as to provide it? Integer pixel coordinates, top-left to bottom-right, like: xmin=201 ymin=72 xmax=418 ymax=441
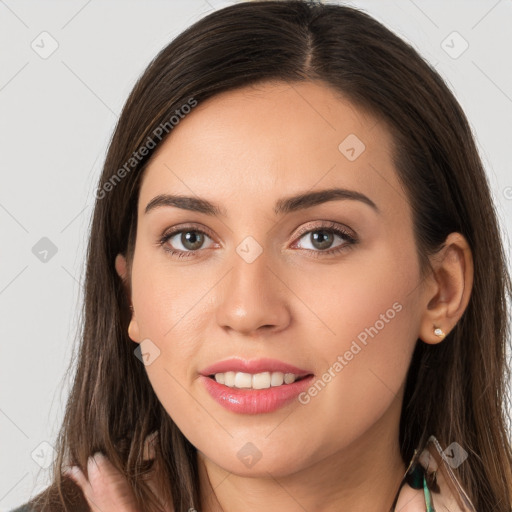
xmin=131 ymin=245 xmax=211 ymax=354
xmin=130 ymin=252 xmax=219 ymax=435
xmin=295 ymin=245 xmax=421 ymax=442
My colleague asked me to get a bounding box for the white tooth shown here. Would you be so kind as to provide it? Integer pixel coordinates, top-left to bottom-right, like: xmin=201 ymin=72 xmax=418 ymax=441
xmin=214 ymin=370 xmax=298 ymax=389
xmin=234 ymin=372 xmax=252 ymax=388
xmin=252 ymin=372 xmax=271 ymax=389
xmin=284 ymin=373 xmax=296 ymax=384
xmin=224 ymin=371 xmax=236 ymax=387
xmin=270 ymin=371 xmax=284 ymax=386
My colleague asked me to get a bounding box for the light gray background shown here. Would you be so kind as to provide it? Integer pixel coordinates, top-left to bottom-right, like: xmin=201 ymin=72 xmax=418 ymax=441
xmin=1 ymin=0 xmax=511 ymax=509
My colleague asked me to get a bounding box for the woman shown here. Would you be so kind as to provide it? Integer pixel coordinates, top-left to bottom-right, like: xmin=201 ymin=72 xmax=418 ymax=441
xmin=11 ymin=1 xmax=512 ymax=511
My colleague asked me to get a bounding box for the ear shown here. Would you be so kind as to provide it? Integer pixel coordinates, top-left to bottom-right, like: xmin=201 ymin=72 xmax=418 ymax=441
xmin=115 ymin=253 xmax=128 ymax=282
xmin=115 ymin=253 xmax=141 ymax=344
xmin=418 ymin=232 xmax=474 ymax=344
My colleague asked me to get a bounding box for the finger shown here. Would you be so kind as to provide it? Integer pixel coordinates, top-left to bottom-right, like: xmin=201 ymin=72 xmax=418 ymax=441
xmin=64 ymin=453 xmax=140 ymax=512
xmin=63 ymin=465 xmax=88 ymax=491
xmin=64 ymin=465 xmax=105 ymax=512
xmin=143 ymin=431 xmax=158 ymax=461
xmin=86 ymin=453 xmax=140 ymax=511
xmin=65 ymin=449 xmax=171 ymax=512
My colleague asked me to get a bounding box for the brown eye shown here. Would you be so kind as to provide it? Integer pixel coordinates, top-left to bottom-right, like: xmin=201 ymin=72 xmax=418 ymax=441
xmin=293 ymin=223 xmax=357 ymax=256
xmin=179 ymin=230 xmax=206 ymax=251
xmin=307 ymin=230 xmax=336 ymax=250
xmin=159 ymin=227 xmax=215 ymax=258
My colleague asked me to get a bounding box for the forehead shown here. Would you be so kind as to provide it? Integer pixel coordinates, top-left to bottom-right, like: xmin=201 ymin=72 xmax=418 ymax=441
xmin=138 ymin=80 xmax=404 ymax=219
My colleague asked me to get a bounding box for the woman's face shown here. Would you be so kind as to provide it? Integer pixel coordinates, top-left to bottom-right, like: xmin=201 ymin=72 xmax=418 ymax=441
xmin=117 ymin=80 xmax=428 ymax=478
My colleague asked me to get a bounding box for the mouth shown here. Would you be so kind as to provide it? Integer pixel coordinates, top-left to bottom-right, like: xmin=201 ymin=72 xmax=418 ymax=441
xmin=207 ymin=371 xmax=312 ymax=390
xmin=200 ymin=373 xmax=315 ymax=414
xmin=199 ymin=358 xmax=315 ymax=414
xmin=200 ymin=357 xmax=313 ymax=385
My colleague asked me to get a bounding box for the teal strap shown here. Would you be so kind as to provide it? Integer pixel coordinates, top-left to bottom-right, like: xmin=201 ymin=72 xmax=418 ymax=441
xmin=424 ymin=472 xmax=435 ymax=512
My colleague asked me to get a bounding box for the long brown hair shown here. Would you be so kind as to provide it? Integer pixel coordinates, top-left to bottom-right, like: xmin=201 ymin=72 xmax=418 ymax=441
xmin=27 ymin=1 xmax=512 ymax=510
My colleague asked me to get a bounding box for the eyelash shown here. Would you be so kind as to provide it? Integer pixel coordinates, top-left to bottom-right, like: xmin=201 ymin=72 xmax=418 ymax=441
xmin=158 ymin=221 xmax=358 ymax=260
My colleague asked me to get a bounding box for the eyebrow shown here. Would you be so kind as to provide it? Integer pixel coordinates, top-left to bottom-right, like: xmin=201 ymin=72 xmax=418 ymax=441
xmin=144 ymin=187 xmax=379 ymax=217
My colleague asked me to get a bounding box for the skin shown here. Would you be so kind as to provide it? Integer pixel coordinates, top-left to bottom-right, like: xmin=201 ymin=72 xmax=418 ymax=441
xmin=70 ymin=80 xmax=474 ymax=512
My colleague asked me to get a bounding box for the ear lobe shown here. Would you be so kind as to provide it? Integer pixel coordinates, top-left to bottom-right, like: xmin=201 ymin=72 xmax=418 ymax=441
xmin=114 ymin=254 xmax=140 ymax=343
xmin=128 ymin=317 xmax=141 ymax=343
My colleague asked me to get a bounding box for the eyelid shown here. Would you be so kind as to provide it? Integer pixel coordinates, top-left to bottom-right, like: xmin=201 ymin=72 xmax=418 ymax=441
xmin=292 ymin=220 xmax=356 ymax=239
xmin=289 ymin=221 xmax=358 ymax=258
xmin=160 ymin=223 xmax=218 ymax=243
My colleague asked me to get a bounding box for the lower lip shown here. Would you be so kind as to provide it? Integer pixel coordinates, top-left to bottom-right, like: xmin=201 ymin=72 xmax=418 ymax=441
xmin=199 ymin=374 xmax=315 ymax=414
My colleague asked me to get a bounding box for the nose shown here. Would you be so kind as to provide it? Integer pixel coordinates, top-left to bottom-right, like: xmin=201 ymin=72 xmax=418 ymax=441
xmin=215 ymin=249 xmax=291 ymax=337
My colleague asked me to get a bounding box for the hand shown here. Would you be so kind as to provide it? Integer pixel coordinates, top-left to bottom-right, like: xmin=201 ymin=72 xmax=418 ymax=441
xmin=64 ymin=452 xmax=141 ymax=512
xmin=64 ymin=432 xmax=172 ymax=512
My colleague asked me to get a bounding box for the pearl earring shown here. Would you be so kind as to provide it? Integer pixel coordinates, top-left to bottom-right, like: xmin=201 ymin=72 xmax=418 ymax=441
xmin=433 ymin=326 xmax=446 ymax=339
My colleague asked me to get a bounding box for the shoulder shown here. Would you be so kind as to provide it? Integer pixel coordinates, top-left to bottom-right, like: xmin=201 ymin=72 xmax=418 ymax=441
xmin=9 ymin=504 xmax=35 ymax=512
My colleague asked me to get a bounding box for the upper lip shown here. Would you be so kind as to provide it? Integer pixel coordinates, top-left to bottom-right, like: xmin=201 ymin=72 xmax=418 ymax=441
xmin=200 ymin=358 xmax=313 ymax=377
